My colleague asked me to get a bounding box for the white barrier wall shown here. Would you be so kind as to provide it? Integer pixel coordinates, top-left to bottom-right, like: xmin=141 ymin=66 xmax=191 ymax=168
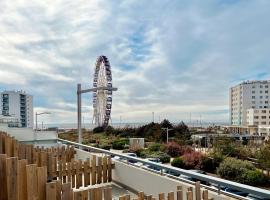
xmin=112 ymin=161 xmax=236 ymax=200
xmin=0 ymin=123 xmax=57 ymax=141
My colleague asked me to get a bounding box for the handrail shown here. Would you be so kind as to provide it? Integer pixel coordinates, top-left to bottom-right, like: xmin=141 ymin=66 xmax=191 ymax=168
xmin=57 ymin=138 xmax=270 ymax=199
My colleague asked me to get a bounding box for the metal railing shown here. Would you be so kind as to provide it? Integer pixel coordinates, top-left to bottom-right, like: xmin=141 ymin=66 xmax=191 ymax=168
xmin=57 ymin=138 xmax=270 ymax=199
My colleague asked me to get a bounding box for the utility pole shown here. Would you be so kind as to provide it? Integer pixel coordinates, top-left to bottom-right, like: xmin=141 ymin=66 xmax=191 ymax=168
xmin=152 ymin=112 xmax=155 ymax=123
xmin=162 ymin=127 xmax=173 ymax=143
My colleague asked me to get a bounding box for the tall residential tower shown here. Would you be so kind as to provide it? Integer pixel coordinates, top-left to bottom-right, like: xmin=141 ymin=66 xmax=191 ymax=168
xmin=0 ymin=91 xmax=33 ymax=128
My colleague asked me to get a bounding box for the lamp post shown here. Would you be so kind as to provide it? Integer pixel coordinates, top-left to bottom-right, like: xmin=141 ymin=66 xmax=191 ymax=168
xmin=35 ymin=112 xmax=51 ymax=144
xmin=162 ymin=127 xmax=173 ymax=143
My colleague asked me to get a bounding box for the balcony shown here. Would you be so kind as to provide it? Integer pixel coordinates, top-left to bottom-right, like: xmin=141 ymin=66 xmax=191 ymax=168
xmin=0 ymin=132 xmax=270 ymax=200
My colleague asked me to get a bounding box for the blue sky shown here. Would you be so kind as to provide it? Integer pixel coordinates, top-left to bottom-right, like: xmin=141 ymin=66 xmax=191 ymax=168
xmin=0 ymin=0 xmax=270 ymax=125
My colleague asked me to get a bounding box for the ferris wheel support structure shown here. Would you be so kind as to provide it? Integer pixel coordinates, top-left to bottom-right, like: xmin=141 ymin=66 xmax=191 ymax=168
xmin=77 ymin=55 xmax=117 ymax=145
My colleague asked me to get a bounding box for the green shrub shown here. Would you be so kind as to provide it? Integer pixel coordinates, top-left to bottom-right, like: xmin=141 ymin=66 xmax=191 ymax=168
xmin=217 ymin=157 xmax=265 ymax=186
xmin=151 ymin=152 xmax=170 ymax=163
xmin=171 ymin=157 xmax=185 ymax=168
xmin=99 ymin=144 xmax=111 ymax=150
xmin=202 ymin=153 xmax=224 ymax=173
xmin=148 ymin=143 xmax=162 ymax=152
xmin=240 ymin=169 xmax=266 ymax=186
xmin=112 ymin=139 xmax=128 ymax=150
xmin=93 ymin=126 xmax=105 ymax=133
xmin=217 ymin=157 xmax=255 ymax=179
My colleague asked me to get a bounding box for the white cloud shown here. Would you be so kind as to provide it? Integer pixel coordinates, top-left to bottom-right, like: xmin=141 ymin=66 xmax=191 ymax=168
xmin=0 ymin=0 xmax=270 ymax=125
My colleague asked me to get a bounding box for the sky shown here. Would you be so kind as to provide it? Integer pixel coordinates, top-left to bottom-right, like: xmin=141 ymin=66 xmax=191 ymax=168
xmin=0 ymin=0 xmax=270 ymax=125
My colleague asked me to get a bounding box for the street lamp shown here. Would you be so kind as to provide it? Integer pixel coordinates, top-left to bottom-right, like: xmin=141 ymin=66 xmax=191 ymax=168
xmin=162 ymin=127 xmax=173 ymax=143
xmin=35 ymin=112 xmax=51 ymax=131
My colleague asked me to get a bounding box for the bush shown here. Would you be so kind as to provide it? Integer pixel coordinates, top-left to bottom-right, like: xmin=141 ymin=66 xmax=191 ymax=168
xmin=171 ymin=157 xmax=185 ymax=168
xmin=202 ymin=153 xmax=224 ymax=173
xmin=148 ymin=143 xmax=162 ymax=152
xmin=112 ymin=139 xmax=128 ymax=150
xmin=240 ymin=170 xmax=266 ymax=186
xmin=217 ymin=157 xmax=255 ymax=179
xmin=166 ymin=142 xmax=182 ymax=157
xmin=93 ymin=126 xmax=105 ymax=133
xmin=99 ymin=144 xmax=111 ymax=150
xmin=151 ymin=152 xmax=171 ymax=163
xmin=182 ymin=151 xmax=203 ymax=169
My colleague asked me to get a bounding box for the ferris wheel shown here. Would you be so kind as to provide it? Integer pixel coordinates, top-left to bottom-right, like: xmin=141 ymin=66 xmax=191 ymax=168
xmin=92 ymin=55 xmax=117 ymax=127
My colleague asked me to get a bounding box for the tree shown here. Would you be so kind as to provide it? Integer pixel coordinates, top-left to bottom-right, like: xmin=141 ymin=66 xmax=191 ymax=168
xmin=160 ymin=119 xmax=173 ymax=129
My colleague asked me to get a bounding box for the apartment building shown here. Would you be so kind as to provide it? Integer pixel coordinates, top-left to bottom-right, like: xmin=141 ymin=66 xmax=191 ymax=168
xmin=230 ymin=80 xmax=270 ymax=126
xmin=0 ymin=91 xmax=33 ymax=128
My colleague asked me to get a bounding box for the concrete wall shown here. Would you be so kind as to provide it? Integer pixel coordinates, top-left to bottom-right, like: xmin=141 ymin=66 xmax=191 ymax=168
xmin=0 ymin=123 xmax=57 ymax=141
xmin=112 ymin=161 xmax=236 ymax=200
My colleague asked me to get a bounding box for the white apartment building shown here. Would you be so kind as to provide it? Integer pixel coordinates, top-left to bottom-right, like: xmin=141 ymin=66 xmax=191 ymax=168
xmin=0 ymin=91 xmax=33 ymax=128
xmin=230 ymin=80 xmax=270 ymax=126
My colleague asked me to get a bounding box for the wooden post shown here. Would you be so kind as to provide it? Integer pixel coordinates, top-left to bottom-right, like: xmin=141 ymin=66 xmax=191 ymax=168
xmin=168 ymin=192 xmax=174 ymax=200
xmin=53 ymin=180 xmax=61 ymax=200
xmin=195 ymin=182 xmax=201 ymax=200
xmin=158 ymin=193 xmax=165 ymax=200
xmin=46 ymin=182 xmax=56 ymax=200
xmin=84 ymin=158 xmax=90 ymax=186
xmin=62 ymin=182 xmax=72 ymax=200
xmin=186 ymin=191 xmax=193 ymax=200
xmin=76 ymin=160 xmax=83 ymax=188
xmin=138 ymin=192 xmax=144 ymax=200
xmin=0 ymin=154 xmax=7 ymax=200
xmin=6 ymin=157 xmax=18 ymax=200
xmin=104 ymin=187 xmax=112 ymax=200
xmin=108 ymin=157 xmax=112 ymax=182
xmin=26 ymin=164 xmax=38 ymax=200
xmin=37 ymin=167 xmax=47 ymax=200
xmin=91 ymin=155 xmax=97 ymax=185
xmin=97 ymin=157 xmax=102 ymax=184
xmin=18 ymin=159 xmax=27 ymax=200
xmin=202 ymin=190 xmax=208 ymax=200
xmin=103 ymin=156 xmax=108 ymax=183
xmin=177 ymin=189 xmax=183 ymax=200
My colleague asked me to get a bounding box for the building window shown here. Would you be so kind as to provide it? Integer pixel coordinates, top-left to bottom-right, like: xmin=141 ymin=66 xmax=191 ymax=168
xmin=262 ymin=116 xmax=267 ymax=119
xmin=252 ymin=101 xmax=256 ymax=104
xmin=261 ymin=122 xmax=267 ymax=125
xmin=265 ymin=101 xmax=268 ymax=104
xmin=252 ymin=85 xmax=256 ymax=88
xmin=260 ymin=91 xmax=263 ymax=94
xmin=266 ymin=85 xmax=269 ymax=88
xmin=260 ymin=96 xmax=263 ymax=99
xmin=264 ymin=106 xmax=268 ymax=108
xmin=266 ymin=91 xmax=269 ymax=94
xmin=252 ymin=91 xmax=255 ymax=94
xmin=252 ymin=96 xmax=256 ymax=99
xmin=262 ymin=110 xmax=267 ymax=113
xmin=260 ymin=85 xmax=263 ymax=88
xmin=254 ymin=116 xmax=259 ymax=119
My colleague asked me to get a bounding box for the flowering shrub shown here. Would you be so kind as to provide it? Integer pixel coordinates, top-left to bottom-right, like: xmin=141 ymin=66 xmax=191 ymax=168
xmin=182 ymin=151 xmax=204 ymax=169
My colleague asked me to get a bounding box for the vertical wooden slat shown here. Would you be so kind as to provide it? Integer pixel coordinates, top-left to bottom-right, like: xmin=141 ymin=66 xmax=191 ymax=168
xmin=74 ymin=191 xmax=82 ymax=200
xmin=96 ymin=187 xmax=102 ymax=200
xmin=76 ymin=160 xmax=83 ymax=188
xmin=91 ymin=155 xmax=96 ymax=185
xmin=72 ymin=160 xmax=76 ymax=188
xmin=202 ymin=190 xmax=208 ymax=200
xmin=52 ymin=156 xmax=57 ymax=178
xmin=159 ymin=193 xmax=165 ymax=200
xmin=102 ymin=156 xmax=108 ymax=183
xmin=26 ymin=164 xmax=38 ymax=200
xmin=18 ymin=159 xmax=27 ymax=200
xmin=53 ymin=180 xmax=61 ymax=200
xmin=37 ymin=167 xmax=47 ymax=200
xmin=67 ymin=162 xmax=72 ymax=184
xmin=0 ymin=154 xmax=8 ymax=200
xmin=195 ymin=182 xmax=201 ymax=200
xmin=177 ymin=190 xmax=183 ymax=200
xmin=97 ymin=157 xmax=102 ymax=184
xmin=104 ymin=187 xmax=112 ymax=200
xmin=168 ymin=192 xmax=174 ymax=200
xmin=6 ymin=157 xmax=18 ymax=200
xmin=62 ymin=182 xmax=72 ymax=200
xmin=138 ymin=192 xmax=144 ymax=200
xmin=82 ymin=190 xmax=88 ymax=200
xmin=186 ymin=191 xmax=193 ymax=200
xmin=46 ymin=182 xmax=56 ymax=200
xmin=59 ymin=159 xmax=63 ymax=182
xmin=84 ymin=158 xmax=90 ymax=186
xmin=107 ymin=157 xmax=112 ymax=182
